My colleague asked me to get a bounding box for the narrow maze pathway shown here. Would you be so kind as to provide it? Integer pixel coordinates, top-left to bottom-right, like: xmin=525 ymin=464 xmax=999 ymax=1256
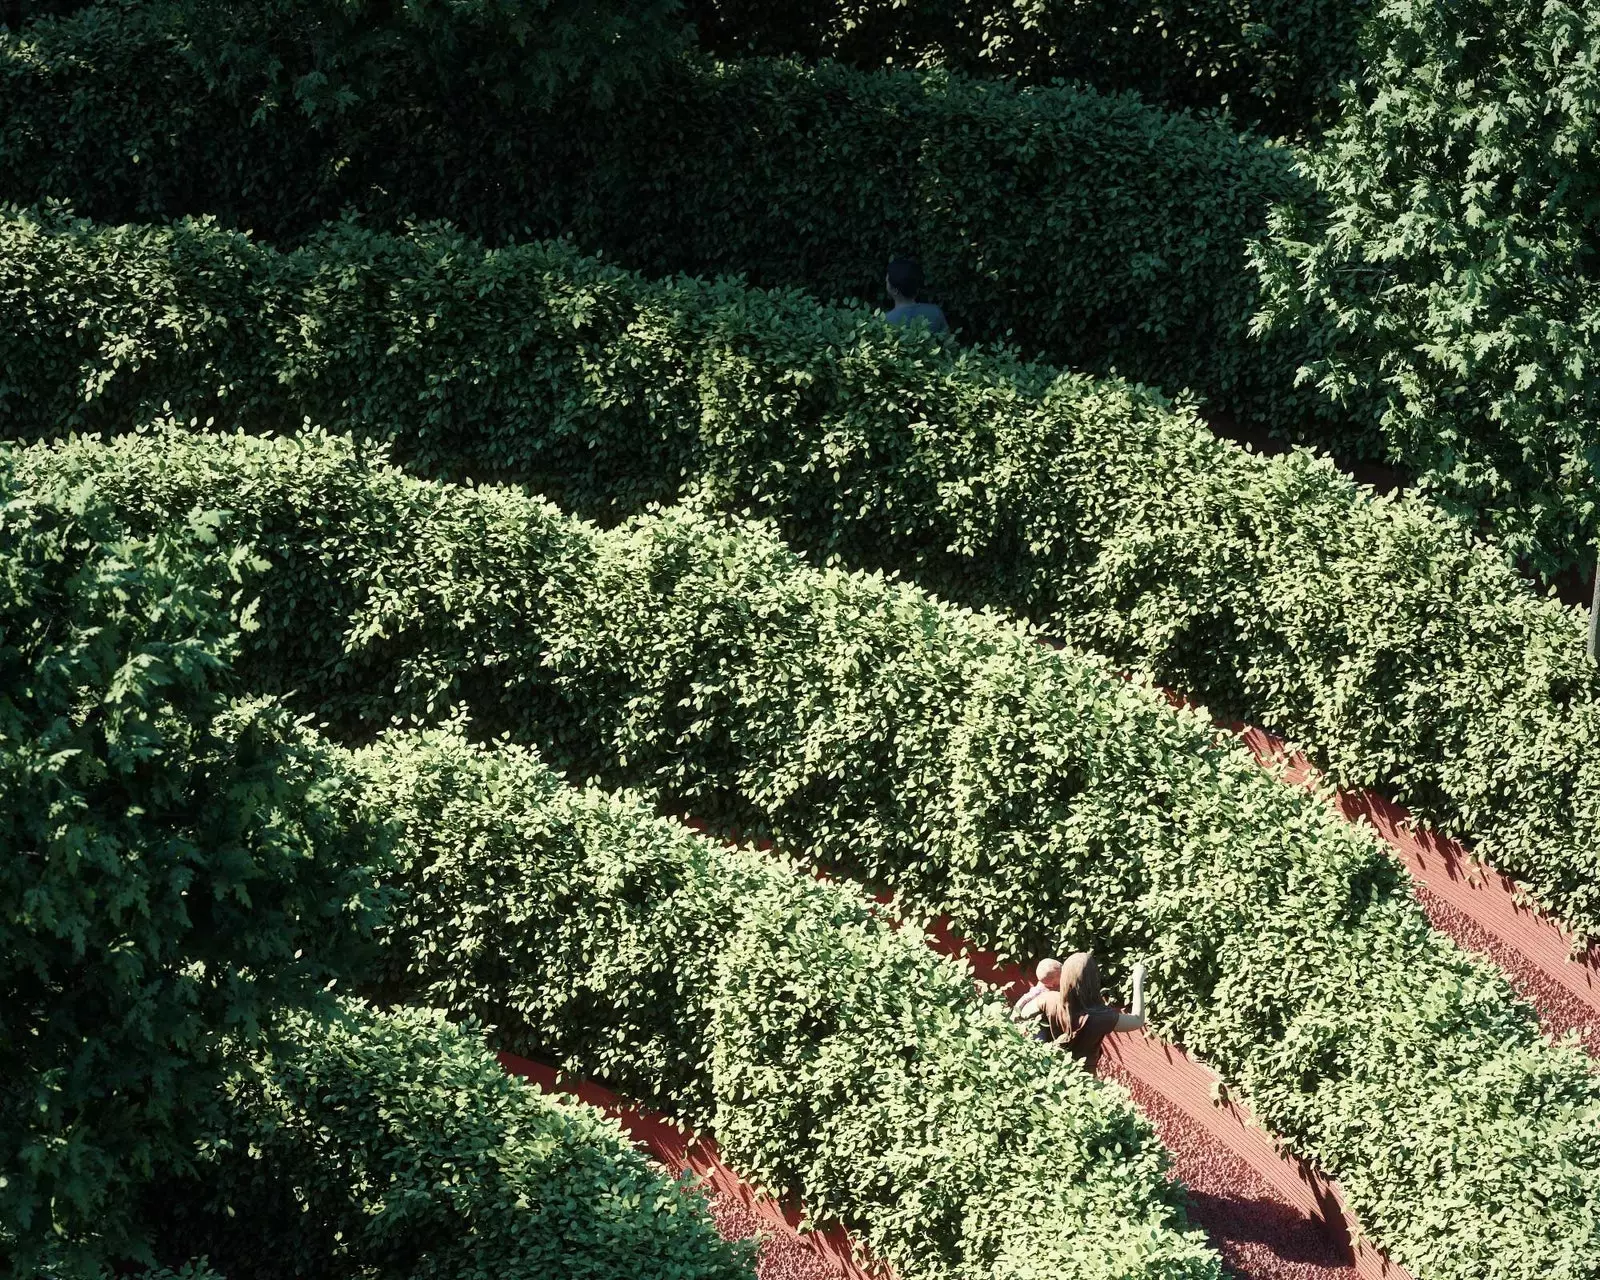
xmin=499 ymin=1052 xmax=881 ymax=1280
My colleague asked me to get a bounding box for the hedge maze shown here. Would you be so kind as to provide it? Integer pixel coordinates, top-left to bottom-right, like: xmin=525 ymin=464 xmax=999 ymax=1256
xmin=6 ymin=4 xmax=1600 ymax=1280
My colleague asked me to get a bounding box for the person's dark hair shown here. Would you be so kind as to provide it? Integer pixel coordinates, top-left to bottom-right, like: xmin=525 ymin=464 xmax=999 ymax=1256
xmin=886 ymin=258 xmax=923 ymax=300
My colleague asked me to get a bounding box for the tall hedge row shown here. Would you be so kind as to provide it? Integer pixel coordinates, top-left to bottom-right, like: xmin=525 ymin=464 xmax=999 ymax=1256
xmin=0 ymin=2 xmax=1335 ymax=436
xmin=23 ymin=429 xmax=1600 ymax=1280
xmin=684 ymin=0 xmax=1367 ymax=138
xmin=7 ymin=210 xmax=1600 ymax=950
xmin=0 ymin=460 xmax=387 ymax=1275
xmin=1254 ymin=0 xmax=1600 ymax=578
xmin=359 ymin=730 xmax=1219 ymax=1280
xmin=140 ymin=1000 xmax=754 ymax=1280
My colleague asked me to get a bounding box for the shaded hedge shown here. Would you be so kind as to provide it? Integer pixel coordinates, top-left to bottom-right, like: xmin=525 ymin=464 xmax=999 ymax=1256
xmin=0 ymin=459 xmax=385 ymax=1276
xmin=22 ymin=428 xmax=1600 ymax=1280
xmin=0 ymin=1 xmax=1338 ymax=436
xmin=6 ymin=211 xmax=1599 ymax=953
xmin=684 ymin=0 xmax=1367 ymax=139
xmin=141 ymin=1001 xmax=753 ymax=1280
xmin=362 ymin=730 xmax=1219 ymax=1280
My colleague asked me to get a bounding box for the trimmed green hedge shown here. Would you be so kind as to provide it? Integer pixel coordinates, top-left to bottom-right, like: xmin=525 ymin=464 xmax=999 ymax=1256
xmin=361 ymin=729 xmax=1219 ymax=1280
xmin=1253 ymin=0 xmax=1600 ymax=578
xmin=7 ymin=209 xmax=1600 ymax=954
xmin=23 ymin=429 xmax=1600 ymax=1280
xmin=143 ymin=1000 xmax=753 ymax=1280
xmin=0 ymin=2 xmax=1333 ymax=434
xmin=0 ymin=456 xmax=386 ymax=1275
xmin=684 ymin=0 xmax=1367 ymax=138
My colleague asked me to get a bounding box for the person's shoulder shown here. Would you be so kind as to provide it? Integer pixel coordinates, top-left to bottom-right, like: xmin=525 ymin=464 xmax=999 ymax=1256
xmin=884 ymin=302 xmax=948 ymax=333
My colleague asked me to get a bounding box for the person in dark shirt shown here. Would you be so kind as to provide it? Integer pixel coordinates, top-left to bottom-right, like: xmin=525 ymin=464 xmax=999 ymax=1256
xmin=1039 ymin=951 xmax=1147 ymax=1070
xmin=883 ymin=258 xmax=949 ymax=334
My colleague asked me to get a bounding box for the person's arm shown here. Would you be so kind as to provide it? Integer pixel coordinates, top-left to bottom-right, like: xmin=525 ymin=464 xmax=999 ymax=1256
xmin=1113 ymin=962 xmax=1147 ymax=1033
xmin=1014 ymin=988 xmax=1046 ymax=1021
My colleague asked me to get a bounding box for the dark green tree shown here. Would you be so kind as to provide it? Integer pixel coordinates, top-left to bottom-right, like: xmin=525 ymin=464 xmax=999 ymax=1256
xmin=0 ymin=465 xmax=387 ymax=1274
xmin=1254 ymin=0 xmax=1600 ymax=578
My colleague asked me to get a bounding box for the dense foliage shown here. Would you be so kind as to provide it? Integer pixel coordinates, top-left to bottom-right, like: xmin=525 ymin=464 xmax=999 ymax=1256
xmin=0 ymin=6 xmax=1334 ymax=436
xmin=0 ymin=463 xmax=385 ymax=1274
xmin=9 ymin=211 xmax=1600 ymax=952
xmin=685 ymin=0 xmax=1366 ymax=137
xmin=362 ymin=730 xmax=1218 ymax=1280
xmin=1254 ymin=0 xmax=1600 ymax=577
xmin=22 ymin=429 xmax=1600 ymax=1280
xmin=144 ymin=1000 xmax=753 ymax=1280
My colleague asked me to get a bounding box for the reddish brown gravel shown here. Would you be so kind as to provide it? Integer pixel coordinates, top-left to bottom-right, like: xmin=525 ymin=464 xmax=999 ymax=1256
xmin=707 ymin=1191 xmax=849 ymax=1280
xmin=1103 ymin=1062 xmax=1358 ymax=1280
xmin=1411 ymin=881 xmax=1600 ymax=1055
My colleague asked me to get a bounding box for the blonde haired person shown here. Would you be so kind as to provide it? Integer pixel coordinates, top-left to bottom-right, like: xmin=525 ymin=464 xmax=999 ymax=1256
xmin=1011 ymin=957 xmax=1063 ymax=1042
xmin=1040 ymin=952 xmax=1147 ymax=1069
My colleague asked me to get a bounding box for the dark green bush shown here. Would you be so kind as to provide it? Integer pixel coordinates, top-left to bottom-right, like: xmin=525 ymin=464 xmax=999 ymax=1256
xmin=0 ymin=460 xmax=386 ymax=1275
xmin=22 ymin=428 xmax=1600 ymax=1280
xmin=145 ymin=1000 xmax=754 ymax=1280
xmin=1253 ymin=0 xmax=1600 ymax=577
xmin=0 ymin=1 xmax=89 ymax=28
xmin=0 ymin=3 xmax=1333 ymax=435
xmin=0 ymin=0 xmax=686 ymax=248
xmin=6 ymin=209 xmax=1598 ymax=956
xmin=684 ymin=0 xmax=1367 ymax=138
xmin=362 ymin=730 xmax=1219 ymax=1280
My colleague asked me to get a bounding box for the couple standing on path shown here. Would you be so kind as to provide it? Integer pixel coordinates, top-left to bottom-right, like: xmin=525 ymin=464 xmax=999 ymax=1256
xmin=1014 ymin=953 xmax=1147 ymax=1069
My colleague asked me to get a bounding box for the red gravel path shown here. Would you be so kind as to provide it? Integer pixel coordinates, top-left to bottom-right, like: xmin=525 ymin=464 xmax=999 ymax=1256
xmin=707 ymin=1190 xmax=847 ymax=1280
xmin=1107 ymin=1063 xmax=1355 ymax=1280
xmin=499 ymin=1051 xmax=882 ymax=1280
xmin=496 ymin=1049 xmax=883 ymax=1280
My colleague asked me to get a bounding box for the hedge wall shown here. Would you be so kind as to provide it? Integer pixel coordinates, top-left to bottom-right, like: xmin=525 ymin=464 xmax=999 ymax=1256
xmin=360 ymin=730 xmax=1219 ymax=1280
xmin=684 ymin=0 xmax=1367 ymax=139
xmin=0 ymin=457 xmax=386 ymax=1275
xmin=22 ymin=429 xmax=1600 ymax=1280
xmin=143 ymin=1000 xmax=753 ymax=1280
xmin=0 ymin=2 xmax=1336 ymax=436
xmin=6 ymin=210 xmax=1598 ymax=953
